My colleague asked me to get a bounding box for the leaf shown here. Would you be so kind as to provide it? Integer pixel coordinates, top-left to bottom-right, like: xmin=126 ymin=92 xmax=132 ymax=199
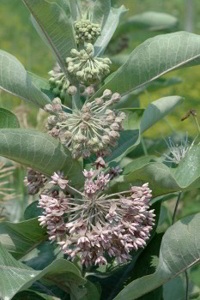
xmin=0 ymin=218 xmax=46 ymax=259
xmin=0 ymin=243 xmax=86 ymax=300
xmin=171 ymin=144 xmax=200 ymax=189
xmin=113 ymin=213 xmax=200 ymax=300
xmin=0 ymin=108 xmax=20 ymax=128
xmin=0 ymin=128 xmax=84 ymax=187
xmin=0 ymin=50 xmax=51 ymax=107
xmin=140 ymin=96 xmax=183 ymax=133
xmin=94 ymin=5 xmax=127 ymax=56
xmin=93 ymin=31 xmax=200 ymax=98
xmin=91 ymin=0 xmax=111 ymax=26
xmin=23 ymin=0 xmax=76 ymax=73
xmin=0 ymin=243 xmax=40 ymax=300
xmin=27 ymin=72 xmax=54 ymax=100
xmin=119 ymin=12 xmax=178 ymax=32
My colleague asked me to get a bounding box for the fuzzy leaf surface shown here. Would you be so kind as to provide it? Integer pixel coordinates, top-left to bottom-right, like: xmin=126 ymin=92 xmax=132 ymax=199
xmin=0 ymin=128 xmax=84 ymax=187
xmin=0 ymin=244 xmax=86 ymax=300
xmin=23 ymin=0 xmax=76 ymax=73
xmin=93 ymin=31 xmax=200 ymax=97
xmin=0 ymin=50 xmax=50 ymax=107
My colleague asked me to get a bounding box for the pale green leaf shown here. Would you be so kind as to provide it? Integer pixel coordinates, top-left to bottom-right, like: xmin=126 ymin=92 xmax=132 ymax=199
xmin=120 ymin=11 xmax=178 ymax=32
xmin=0 ymin=108 xmax=20 ymax=128
xmin=23 ymin=0 xmax=76 ymax=73
xmin=0 ymin=243 xmax=86 ymax=300
xmin=0 ymin=128 xmax=84 ymax=187
xmin=140 ymin=96 xmax=183 ymax=133
xmin=0 ymin=50 xmax=51 ymax=107
xmin=93 ymin=31 xmax=200 ymax=97
xmin=95 ymin=5 xmax=127 ymax=56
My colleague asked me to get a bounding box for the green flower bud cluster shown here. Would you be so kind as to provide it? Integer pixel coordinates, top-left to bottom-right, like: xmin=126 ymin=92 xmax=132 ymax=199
xmin=66 ymin=44 xmax=111 ymax=84
xmin=74 ymin=19 xmax=101 ymax=44
xmin=45 ymin=90 xmax=126 ymax=159
xmin=48 ymin=64 xmax=77 ymax=100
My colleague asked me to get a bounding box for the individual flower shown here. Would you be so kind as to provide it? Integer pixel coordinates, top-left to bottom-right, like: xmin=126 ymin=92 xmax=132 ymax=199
xmin=38 ymin=171 xmax=155 ymax=267
xmin=45 ymin=90 xmax=125 ymax=159
xmin=163 ymin=134 xmax=193 ymax=165
xmin=74 ymin=19 xmax=101 ymax=44
xmin=66 ymin=43 xmax=111 ymax=84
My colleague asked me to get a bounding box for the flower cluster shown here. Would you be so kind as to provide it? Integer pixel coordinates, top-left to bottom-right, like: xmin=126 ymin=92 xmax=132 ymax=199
xmin=24 ymin=169 xmax=47 ymax=195
xmin=48 ymin=64 xmax=77 ymax=100
xmin=163 ymin=134 xmax=192 ymax=165
xmin=66 ymin=44 xmax=111 ymax=84
xmin=74 ymin=19 xmax=101 ymax=44
xmin=45 ymin=90 xmax=125 ymax=159
xmin=38 ymin=170 xmax=155 ymax=267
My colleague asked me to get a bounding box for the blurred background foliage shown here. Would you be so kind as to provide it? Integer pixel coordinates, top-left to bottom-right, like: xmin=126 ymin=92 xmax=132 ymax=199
xmin=0 ymin=0 xmax=200 ymax=290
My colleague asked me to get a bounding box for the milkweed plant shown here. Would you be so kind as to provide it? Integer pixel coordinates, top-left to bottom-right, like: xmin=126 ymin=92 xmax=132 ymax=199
xmin=0 ymin=1 xmax=200 ymax=300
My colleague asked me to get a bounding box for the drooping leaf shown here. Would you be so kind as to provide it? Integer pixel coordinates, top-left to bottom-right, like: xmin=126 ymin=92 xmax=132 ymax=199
xmin=0 ymin=243 xmax=86 ymax=300
xmin=27 ymin=72 xmax=54 ymax=100
xmin=23 ymin=0 xmax=76 ymax=73
xmin=0 ymin=108 xmax=20 ymax=128
xmin=93 ymin=31 xmax=200 ymax=98
xmin=113 ymin=213 xmax=200 ymax=300
xmin=94 ymin=5 xmax=127 ymax=56
xmin=0 ymin=128 xmax=84 ymax=187
xmin=0 ymin=218 xmax=46 ymax=259
xmin=118 ymin=11 xmax=178 ymax=32
xmin=0 ymin=50 xmax=51 ymax=107
xmin=0 ymin=243 xmax=40 ymax=300
xmin=140 ymin=96 xmax=183 ymax=133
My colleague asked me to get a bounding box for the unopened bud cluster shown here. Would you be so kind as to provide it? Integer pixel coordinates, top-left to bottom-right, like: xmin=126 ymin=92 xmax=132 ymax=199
xmin=45 ymin=90 xmax=125 ymax=159
xmin=38 ymin=170 xmax=155 ymax=267
xmin=24 ymin=169 xmax=47 ymax=195
xmin=74 ymin=19 xmax=101 ymax=44
xmin=66 ymin=43 xmax=111 ymax=84
xmin=48 ymin=64 xmax=77 ymax=100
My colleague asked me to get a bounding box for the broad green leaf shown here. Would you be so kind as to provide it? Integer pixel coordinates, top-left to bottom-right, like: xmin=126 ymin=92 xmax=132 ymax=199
xmin=0 ymin=218 xmax=46 ymax=259
xmin=119 ymin=12 xmax=178 ymax=32
xmin=0 ymin=108 xmax=20 ymax=128
xmin=113 ymin=213 xmax=200 ymax=300
xmin=171 ymin=144 xmax=200 ymax=189
xmin=95 ymin=5 xmax=127 ymax=56
xmin=0 ymin=128 xmax=84 ymax=187
xmin=27 ymin=72 xmax=54 ymax=100
xmin=140 ymin=96 xmax=183 ymax=133
xmin=93 ymin=31 xmax=200 ymax=98
xmin=23 ymin=0 xmax=76 ymax=73
xmin=0 ymin=243 xmax=39 ymax=300
xmin=0 ymin=50 xmax=51 ymax=107
xmin=0 ymin=243 xmax=86 ymax=300
xmin=81 ymin=281 xmax=101 ymax=300
xmin=91 ymin=0 xmax=111 ymax=26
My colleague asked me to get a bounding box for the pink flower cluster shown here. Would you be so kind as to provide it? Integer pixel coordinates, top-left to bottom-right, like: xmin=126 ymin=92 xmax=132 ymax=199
xmin=38 ymin=170 xmax=155 ymax=267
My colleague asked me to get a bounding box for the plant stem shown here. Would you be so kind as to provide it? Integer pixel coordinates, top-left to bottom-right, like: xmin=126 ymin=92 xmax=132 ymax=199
xmin=172 ymin=191 xmax=182 ymax=225
xmin=72 ymin=85 xmax=82 ymax=109
xmin=185 ymin=269 xmax=189 ymax=300
xmin=141 ymin=137 xmax=148 ymax=156
xmin=172 ymin=191 xmax=189 ymax=300
xmin=193 ymin=115 xmax=200 ymax=135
